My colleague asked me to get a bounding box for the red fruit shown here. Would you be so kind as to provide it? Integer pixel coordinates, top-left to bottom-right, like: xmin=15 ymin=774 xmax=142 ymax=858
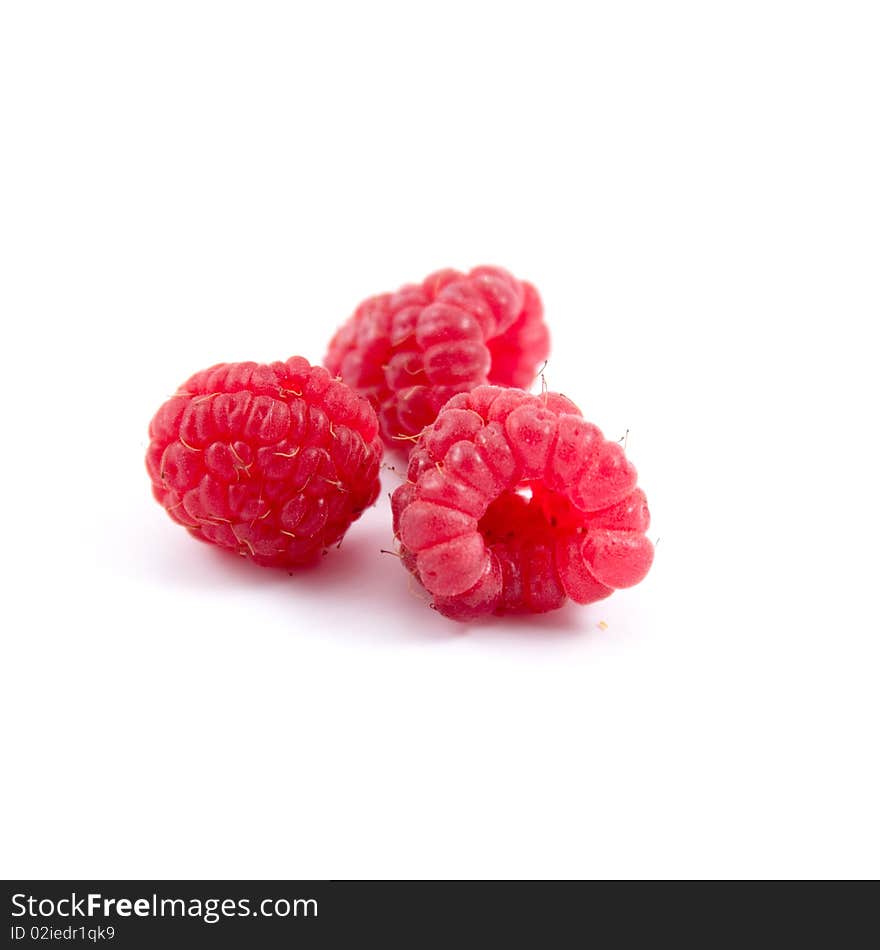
xmin=146 ymin=357 xmax=383 ymax=568
xmin=324 ymin=266 xmax=550 ymax=447
xmin=391 ymin=385 xmax=653 ymax=621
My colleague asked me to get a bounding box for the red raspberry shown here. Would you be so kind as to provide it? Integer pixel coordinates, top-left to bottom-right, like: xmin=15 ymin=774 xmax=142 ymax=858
xmin=146 ymin=357 xmax=383 ymax=568
xmin=391 ymin=386 xmax=653 ymax=621
xmin=324 ymin=266 xmax=550 ymax=447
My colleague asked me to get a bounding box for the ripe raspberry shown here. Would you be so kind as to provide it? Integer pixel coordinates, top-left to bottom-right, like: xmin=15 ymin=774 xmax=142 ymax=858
xmin=146 ymin=357 xmax=383 ymax=568
xmin=324 ymin=266 xmax=550 ymax=447
xmin=391 ymin=385 xmax=653 ymax=621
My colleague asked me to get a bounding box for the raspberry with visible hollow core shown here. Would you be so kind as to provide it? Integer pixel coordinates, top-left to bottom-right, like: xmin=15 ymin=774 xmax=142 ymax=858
xmin=324 ymin=265 xmax=550 ymax=447
xmin=146 ymin=357 xmax=383 ymax=568
xmin=391 ymin=385 xmax=653 ymax=621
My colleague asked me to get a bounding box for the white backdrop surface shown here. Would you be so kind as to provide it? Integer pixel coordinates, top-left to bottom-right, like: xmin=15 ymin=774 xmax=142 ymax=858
xmin=1 ymin=1 xmax=877 ymax=879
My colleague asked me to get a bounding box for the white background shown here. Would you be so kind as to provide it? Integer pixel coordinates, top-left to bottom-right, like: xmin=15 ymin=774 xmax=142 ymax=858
xmin=2 ymin=1 xmax=878 ymax=879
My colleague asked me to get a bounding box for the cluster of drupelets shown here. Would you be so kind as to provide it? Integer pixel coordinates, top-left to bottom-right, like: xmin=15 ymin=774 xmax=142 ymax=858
xmin=147 ymin=265 xmax=653 ymax=622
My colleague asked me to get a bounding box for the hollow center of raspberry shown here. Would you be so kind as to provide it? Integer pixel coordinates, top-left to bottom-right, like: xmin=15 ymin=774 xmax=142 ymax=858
xmin=478 ymin=481 xmax=588 ymax=546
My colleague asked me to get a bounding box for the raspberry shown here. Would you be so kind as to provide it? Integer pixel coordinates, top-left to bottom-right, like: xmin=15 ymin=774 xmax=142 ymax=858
xmin=324 ymin=266 xmax=550 ymax=447
xmin=391 ymin=385 xmax=653 ymax=621
xmin=146 ymin=357 xmax=383 ymax=568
